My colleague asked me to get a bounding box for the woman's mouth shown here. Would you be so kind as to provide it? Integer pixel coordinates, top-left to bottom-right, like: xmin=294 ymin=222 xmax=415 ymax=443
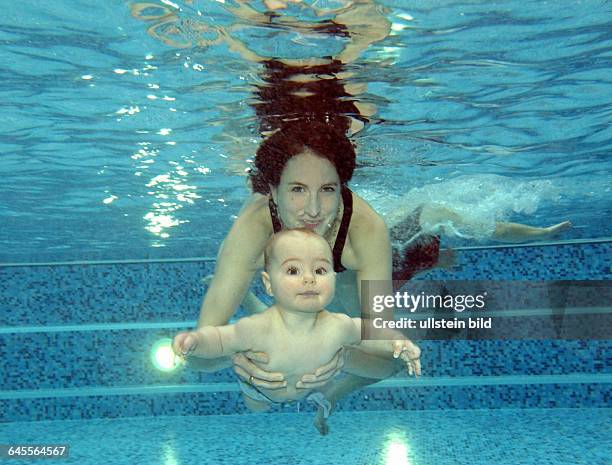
xmin=302 ymin=220 xmax=321 ymax=230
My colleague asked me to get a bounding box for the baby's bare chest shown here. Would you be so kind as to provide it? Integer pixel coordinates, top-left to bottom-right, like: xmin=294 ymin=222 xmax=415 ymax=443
xmin=256 ymin=329 xmax=343 ymax=378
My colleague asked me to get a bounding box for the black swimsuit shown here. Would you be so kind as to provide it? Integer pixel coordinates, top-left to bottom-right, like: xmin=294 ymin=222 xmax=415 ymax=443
xmin=389 ymin=206 xmax=441 ymax=282
xmin=269 ymin=185 xmax=353 ymax=273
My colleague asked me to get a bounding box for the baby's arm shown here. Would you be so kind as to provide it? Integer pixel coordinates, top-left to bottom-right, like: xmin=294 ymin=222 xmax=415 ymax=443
xmin=341 ymin=316 xmax=422 ymax=377
xmin=173 ymin=318 xmax=254 ymax=360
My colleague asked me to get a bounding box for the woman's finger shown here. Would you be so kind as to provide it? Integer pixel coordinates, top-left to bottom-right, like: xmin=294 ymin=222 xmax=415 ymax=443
xmin=243 ymin=350 xmax=270 ymax=364
xmin=251 ymin=378 xmax=287 ymax=390
xmin=233 ymin=364 xmax=287 ymax=390
xmin=313 ymin=348 xmax=344 ymax=377
xmin=232 ymin=353 xmax=285 ymax=384
xmin=297 ymin=366 xmax=342 ymax=386
xmin=296 ymin=378 xmax=335 ymax=390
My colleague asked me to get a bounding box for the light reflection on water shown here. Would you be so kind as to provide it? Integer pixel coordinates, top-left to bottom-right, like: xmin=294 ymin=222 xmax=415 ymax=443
xmin=0 ymin=0 xmax=610 ymax=261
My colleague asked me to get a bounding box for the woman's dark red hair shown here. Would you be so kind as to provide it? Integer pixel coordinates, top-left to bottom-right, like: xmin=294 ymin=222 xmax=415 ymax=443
xmin=249 ymin=119 xmax=356 ymax=194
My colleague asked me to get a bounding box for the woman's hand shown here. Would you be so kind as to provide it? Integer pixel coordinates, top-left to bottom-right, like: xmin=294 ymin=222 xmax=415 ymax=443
xmin=296 ymin=348 xmax=345 ymax=389
xmin=232 ymin=351 xmax=287 ymax=390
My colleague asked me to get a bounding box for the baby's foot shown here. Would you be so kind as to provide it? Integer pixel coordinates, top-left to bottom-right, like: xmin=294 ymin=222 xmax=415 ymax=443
xmin=201 ymin=274 xmax=214 ymax=286
xmin=313 ymin=399 xmax=335 ymax=436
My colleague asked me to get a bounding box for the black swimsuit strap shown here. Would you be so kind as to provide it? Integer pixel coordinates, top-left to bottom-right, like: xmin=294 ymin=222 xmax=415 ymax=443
xmin=268 ymin=185 xmax=353 ymax=272
xmin=269 ymin=196 xmax=283 ymax=233
xmin=332 ymin=185 xmax=353 ymax=273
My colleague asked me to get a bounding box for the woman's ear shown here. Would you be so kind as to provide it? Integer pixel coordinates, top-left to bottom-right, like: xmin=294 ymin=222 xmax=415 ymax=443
xmin=261 ymin=271 xmax=273 ymax=296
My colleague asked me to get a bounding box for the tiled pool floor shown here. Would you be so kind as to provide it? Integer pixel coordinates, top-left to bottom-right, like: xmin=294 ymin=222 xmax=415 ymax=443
xmin=1 ymin=408 xmax=609 ymax=465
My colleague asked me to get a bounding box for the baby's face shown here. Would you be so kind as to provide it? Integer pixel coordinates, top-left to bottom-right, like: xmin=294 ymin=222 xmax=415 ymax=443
xmin=266 ymin=233 xmax=335 ymax=312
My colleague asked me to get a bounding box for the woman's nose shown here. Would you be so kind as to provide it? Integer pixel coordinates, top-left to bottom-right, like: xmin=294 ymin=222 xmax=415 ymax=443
xmin=304 ymin=193 xmax=320 ymax=217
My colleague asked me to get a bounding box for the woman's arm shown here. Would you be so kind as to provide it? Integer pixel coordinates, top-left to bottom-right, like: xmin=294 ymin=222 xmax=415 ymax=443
xmin=186 ymin=197 xmax=273 ymax=373
xmin=197 ymin=197 xmax=271 ymax=328
xmin=350 ymin=202 xmax=394 ymax=317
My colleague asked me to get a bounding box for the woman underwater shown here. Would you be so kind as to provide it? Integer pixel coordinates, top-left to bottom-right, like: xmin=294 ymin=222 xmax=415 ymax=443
xmin=131 ymin=0 xmax=571 ymax=434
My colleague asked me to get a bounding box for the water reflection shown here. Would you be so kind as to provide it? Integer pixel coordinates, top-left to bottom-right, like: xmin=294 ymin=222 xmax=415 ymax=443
xmin=130 ymin=0 xmax=389 ymax=240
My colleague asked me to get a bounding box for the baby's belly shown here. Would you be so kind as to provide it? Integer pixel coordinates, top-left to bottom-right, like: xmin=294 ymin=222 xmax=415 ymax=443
xmin=253 ymin=349 xmax=338 ymax=402
xmin=260 ymin=380 xmax=310 ymax=404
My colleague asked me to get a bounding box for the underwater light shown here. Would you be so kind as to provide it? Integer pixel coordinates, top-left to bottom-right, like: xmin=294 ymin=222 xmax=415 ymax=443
xmin=383 ymin=432 xmax=412 ymax=465
xmin=151 ymin=338 xmax=180 ymax=372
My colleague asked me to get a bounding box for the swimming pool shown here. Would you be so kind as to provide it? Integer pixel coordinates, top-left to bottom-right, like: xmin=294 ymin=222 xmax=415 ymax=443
xmin=1 ymin=0 xmax=611 ymax=464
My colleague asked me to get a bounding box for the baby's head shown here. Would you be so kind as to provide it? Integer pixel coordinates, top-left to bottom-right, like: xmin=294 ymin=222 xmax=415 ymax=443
xmin=262 ymin=228 xmax=336 ymax=312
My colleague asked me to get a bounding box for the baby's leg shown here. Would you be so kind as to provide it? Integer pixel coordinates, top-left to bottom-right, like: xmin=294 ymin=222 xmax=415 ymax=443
xmin=242 ymin=393 xmax=271 ymax=413
xmin=313 ymin=349 xmax=401 ymax=435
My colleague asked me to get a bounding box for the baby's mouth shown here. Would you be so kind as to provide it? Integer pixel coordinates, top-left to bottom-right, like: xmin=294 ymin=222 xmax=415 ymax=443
xmin=298 ymin=291 xmax=319 ymax=296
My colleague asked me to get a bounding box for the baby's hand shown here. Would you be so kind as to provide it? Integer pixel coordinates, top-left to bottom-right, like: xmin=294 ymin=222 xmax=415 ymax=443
xmin=392 ymin=339 xmax=421 ymax=377
xmin=172 ymin=331 xmax=200 ymax=359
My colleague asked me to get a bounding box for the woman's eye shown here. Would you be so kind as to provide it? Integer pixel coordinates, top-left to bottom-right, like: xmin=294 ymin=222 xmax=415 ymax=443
xmin=322 ymin=186 xmax=336 ymax=193
xmin=291 ymin=186 xmax=305 ymax=193
xmin=287 ymin=266 xmax=299 ymax=275
xmin=315 ymin=267 xmax=328 ymax=275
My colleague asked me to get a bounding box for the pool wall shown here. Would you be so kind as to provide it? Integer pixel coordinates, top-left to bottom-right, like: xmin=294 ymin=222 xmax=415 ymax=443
xmin=1 ymin=241 xmax=610 ymax=422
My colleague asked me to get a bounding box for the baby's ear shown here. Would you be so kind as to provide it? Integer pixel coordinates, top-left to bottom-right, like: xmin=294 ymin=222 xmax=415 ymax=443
xmin=261 ymin=271 xmax=273 ymax=296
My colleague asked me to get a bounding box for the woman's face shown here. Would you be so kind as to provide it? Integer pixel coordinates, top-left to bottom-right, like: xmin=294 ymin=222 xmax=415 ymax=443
xmin=270 ymin=150 xmax=341 ymax=237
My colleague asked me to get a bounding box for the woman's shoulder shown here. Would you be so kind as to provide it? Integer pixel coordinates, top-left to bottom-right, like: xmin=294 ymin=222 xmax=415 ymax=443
xmin=223 ymin=193 xmax=273 ymax=256
xmin=339 ymin=189 xmax=389 ymax=269
xmin=348 ymin=190 xmax=387 ymax=233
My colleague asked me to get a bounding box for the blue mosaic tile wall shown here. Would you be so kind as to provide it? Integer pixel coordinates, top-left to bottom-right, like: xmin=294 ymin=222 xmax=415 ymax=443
xmin=419 ymin=241 xmax=611 ymax=281
xmin=1 ymin=333 xmax=608 ymax=391
xmin=1 ymin=242 xmax=610 ymax=327
xmin=2 ymin=382 xmax=609 ymax=423
xmin=0 ymin=261 xmax=214 ymax=327
xmin=1 ymin=241 xmax=610 ymax=422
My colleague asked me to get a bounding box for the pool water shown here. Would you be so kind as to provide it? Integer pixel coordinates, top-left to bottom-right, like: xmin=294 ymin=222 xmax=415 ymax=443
xmin=1 ymin=0 xmax=611 ymax=262
xmin=1 ymin=1 xmax=611 ymax=464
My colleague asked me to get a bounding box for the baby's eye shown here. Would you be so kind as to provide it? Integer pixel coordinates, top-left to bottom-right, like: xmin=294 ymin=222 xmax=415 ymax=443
xmin=315 ymin=267 xmax=328 ymax=275
xmin=286 ymin=266 xmax=299 ymax=275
